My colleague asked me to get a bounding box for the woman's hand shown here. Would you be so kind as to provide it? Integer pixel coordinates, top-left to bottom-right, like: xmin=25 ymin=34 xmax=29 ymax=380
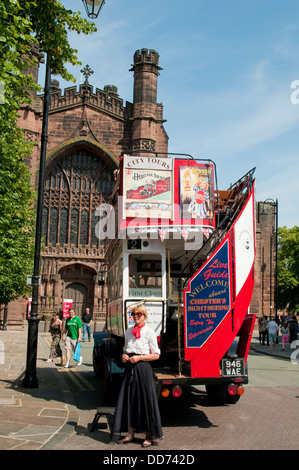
xmin=129 ymin=355 xmax=141 ymax=364
xmin=122 ymin=353 xmax=130 ymax=363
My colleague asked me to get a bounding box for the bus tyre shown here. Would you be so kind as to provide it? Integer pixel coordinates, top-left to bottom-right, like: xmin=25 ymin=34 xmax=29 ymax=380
xmin=226 ymin=393 xmax=240 ymax=404
xmin=205 ymin=384 xmax=241 ymax=405
xmin=93 ymin=347 xmax=103 ymax=377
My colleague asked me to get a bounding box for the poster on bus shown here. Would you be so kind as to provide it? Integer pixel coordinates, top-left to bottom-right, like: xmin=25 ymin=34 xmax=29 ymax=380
xmin=123 ymin=155 xmax=173 ymax=220
xmin=184 ymin=237 xmax=231 ymax=349
xmin=179 ymin=165 xmax=214 ymax=221
xmin=120 ymin=156 xmax=216 ymax=235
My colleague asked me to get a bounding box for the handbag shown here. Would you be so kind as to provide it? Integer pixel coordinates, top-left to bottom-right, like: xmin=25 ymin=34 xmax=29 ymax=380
xmin=73 ymin=342 xmax=81 ymax=361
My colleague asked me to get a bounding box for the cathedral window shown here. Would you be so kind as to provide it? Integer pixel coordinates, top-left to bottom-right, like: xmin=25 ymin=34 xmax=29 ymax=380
xmin=42 ymin=150 xmax=114 ymax=248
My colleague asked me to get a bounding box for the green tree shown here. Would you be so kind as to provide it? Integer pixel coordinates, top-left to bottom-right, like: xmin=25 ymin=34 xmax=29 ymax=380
xmin=277 ymin=225 xmax=299 ymax=313
xmin=0 ymin=0 xmax=97 ymax=115
xmin=0 ymin=0 xmax=97 ymax=305
xmin=0 ymin=126 xmax=36 ymax=305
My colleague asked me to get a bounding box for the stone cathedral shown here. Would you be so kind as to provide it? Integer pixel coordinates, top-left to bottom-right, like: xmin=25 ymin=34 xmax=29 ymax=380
xmin=8 ymin=47 xmax=168 ymax=325
xmin=2 ymin=46 xmax=276 ymax=328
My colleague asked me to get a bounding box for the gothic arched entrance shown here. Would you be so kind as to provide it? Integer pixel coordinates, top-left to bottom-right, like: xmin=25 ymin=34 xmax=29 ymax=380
xmin=64 ymin=282 xmax=87 ymax=317
xmin=59 ymin=263 xmax=97 ymax=317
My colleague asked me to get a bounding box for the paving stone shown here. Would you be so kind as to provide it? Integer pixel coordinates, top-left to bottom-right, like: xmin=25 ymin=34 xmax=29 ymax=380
xmin=0 ymin=421 xmax=28 ymax=436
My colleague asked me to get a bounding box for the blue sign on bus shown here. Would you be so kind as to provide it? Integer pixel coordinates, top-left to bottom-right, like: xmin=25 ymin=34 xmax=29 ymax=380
xmin=185 ymin=239 xmax=231 ymax=348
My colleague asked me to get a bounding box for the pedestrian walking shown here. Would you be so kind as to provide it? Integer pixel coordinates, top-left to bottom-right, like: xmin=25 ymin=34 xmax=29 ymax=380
xmin=62 ymin=308 xmax=82 ymax=368
xmin=45 ymin=312 xmax=63 ymax=364
xmin=82 ymin=307 xmax=92 ymax=342
xmin=279 ymin=323 xmax=289 ymax=350
xmin=267 ymin=318 xmax=279 ymax=350
xmin=261 ymin=315 xmax=269 ymax=346
xmin=112 ymin=304 xmax=163 ymax=447
xmin=274 ymin=316 xmax=280 ymax=344
xmin=258 ymin=316 xmax=264 ymax=344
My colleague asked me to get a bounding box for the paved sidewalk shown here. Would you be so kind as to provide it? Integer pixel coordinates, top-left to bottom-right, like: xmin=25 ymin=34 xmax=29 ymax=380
xmin=0 ymin=327 xmax=295 ymax=451
xmin=0 ymin=329 xmax=78 ymax=450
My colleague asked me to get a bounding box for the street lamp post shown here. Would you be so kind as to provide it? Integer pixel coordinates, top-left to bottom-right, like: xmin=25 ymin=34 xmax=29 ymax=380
xmin=22 ymin=59 xmax=51 ymax=388
xmin=22 ymin=4 xmax=104 ymax=388
xmin=82 ymin=0 xmax=105 ymax=18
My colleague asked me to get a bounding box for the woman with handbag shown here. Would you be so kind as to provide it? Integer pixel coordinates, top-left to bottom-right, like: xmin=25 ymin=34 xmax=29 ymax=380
xmin=45 ymin=312 xmax=63 ymax=365
xmin=112 ymin=304 xmax=163 ymax=447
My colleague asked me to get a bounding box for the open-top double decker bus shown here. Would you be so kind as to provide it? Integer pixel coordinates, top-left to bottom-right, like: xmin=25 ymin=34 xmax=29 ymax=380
xmin=93 ymin=153 xmax=256 ymax=405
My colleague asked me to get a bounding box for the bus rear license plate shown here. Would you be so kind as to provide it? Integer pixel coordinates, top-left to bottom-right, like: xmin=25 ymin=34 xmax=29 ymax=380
xmin=221 ymin=358 xmax=245 ymax=376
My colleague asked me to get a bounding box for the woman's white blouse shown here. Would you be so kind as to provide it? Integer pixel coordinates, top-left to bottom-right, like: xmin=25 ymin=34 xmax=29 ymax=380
xmin=124 ymin=325 xmax=160 ymax=355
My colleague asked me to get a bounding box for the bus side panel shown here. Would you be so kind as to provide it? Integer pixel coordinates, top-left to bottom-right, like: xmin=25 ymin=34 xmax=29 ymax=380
xmin=236 ymin=313 xmax=256 ymax=365
xmin=186 ymin=254 xmax=255 ymax=378
xmin=184 ymin=187 xmax=255 ymax=379
xmin=108 ymin=299 xmax=124 ymax=337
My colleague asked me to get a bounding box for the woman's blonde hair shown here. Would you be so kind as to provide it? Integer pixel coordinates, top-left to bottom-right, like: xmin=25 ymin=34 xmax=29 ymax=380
xmin=132 ymin=304 xmax=147 ymax=319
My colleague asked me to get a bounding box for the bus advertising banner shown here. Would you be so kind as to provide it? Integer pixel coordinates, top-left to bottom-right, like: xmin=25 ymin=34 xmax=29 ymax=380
xmin=177 ymin=162 xmax=214 ymax=224
xmin=120 ymin=155 xmax=215 ymax=236
xmin=123 ymin=155 xmax=173 ymax=220
xmin=184 ymin=236 xmax=231 ymax=349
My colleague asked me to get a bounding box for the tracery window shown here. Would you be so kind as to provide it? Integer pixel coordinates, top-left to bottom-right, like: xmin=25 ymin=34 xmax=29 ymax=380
xmin=42 ymin=150 xmax=114 ymax=248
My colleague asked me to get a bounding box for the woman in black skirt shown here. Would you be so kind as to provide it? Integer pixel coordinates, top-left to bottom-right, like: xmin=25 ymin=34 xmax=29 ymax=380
xmin=112 ymin=304 xmax=163 ymax=447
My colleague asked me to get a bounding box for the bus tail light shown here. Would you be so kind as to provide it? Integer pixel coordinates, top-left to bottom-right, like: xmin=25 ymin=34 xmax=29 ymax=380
xmin=228 ymin=384 xmax=237 ymax=396
xmin=172 ymin=385 xmax=182 ymax=398
xmin=227 ymin=383 xmax=245 ymax=396
xmin=161 ymin=388 xmax=170 ymax=398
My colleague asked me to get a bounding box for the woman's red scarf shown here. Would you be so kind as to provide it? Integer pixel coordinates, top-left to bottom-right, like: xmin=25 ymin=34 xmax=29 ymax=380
xmin=131 ymin=323 xmax=145 ymax=339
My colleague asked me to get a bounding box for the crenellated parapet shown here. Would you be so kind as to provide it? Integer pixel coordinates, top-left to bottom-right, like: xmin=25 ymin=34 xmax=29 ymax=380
xmin=38 ymin=78 xmax=130 ymax=121
xmin=132 ymin=48 xmax=162 ymax=72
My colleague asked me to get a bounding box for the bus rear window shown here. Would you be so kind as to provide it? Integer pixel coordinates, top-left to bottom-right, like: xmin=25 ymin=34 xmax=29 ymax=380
xmin=129 ymin=254 xmax=162 ymax=298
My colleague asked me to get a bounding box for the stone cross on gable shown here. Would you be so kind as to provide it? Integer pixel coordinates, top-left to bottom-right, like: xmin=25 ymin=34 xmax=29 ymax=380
xmin=80 ymin=65 xmax=94 ymax=85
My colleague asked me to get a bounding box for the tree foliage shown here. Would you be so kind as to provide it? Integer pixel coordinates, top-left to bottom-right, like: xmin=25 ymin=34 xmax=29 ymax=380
xmin=0 ymin=0 xmax=97 ymax=305
xmin=29 ymin=0 xmax=97 ymax=80
xmin=0 ymin=0 xmax=97 ymax=116
xmin=277 ymin=225 xmax=299 ymax=313
xmin=0 ymin=126 xmax=36 ymax=305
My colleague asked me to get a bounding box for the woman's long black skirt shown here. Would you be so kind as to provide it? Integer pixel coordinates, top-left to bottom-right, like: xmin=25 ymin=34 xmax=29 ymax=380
xmin=112 ymin=361 xmax=163 ymax=441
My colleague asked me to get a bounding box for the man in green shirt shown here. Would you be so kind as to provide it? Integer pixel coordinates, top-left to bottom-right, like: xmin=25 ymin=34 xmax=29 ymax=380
xmin=62 ymin=308 xmax=82 ymax=368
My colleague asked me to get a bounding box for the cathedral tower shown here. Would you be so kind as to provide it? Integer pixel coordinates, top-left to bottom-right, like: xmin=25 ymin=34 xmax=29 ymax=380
xmin=131 ymin=49 xmax=168 ymax=155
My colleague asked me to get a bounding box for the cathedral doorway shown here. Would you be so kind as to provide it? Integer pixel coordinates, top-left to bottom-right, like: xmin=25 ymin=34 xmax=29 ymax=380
xmin=64 ymin=282 xmax=87 ymax=317
xmin=60 ymin=263 xmax=97 ymax=317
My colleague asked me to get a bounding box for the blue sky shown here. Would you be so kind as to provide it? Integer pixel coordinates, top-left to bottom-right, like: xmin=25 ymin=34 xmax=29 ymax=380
xmin=47 ymin=0 xmax=299 ymax=228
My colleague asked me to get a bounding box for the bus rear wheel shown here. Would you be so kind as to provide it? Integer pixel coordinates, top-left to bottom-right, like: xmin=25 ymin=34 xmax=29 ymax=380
xmin=205 ymin=384 xmax=241 ymax=405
